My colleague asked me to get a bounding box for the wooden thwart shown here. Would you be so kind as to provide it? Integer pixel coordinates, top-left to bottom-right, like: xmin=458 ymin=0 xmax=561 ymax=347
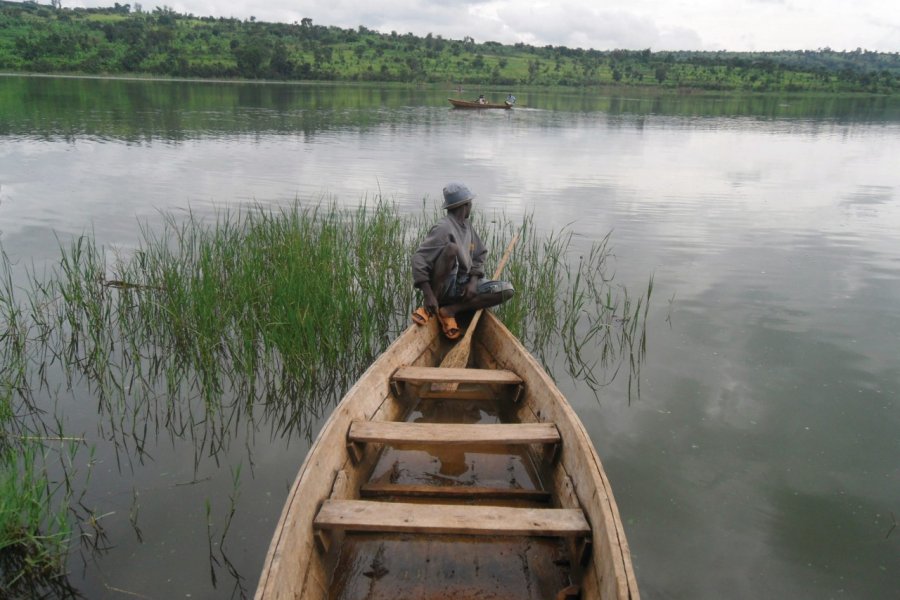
xmin=348 ymin=421 xmax=560 ymax=446
xmin=392 ymin=366 xmax=522 ymax=386
xmin=360 ymin=482 xmax=552 ymax=502
xmin=314 ymin=500 xmax=590 ymax=537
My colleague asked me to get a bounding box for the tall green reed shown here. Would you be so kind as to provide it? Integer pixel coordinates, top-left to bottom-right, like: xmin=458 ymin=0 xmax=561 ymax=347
xmin=481 ymin=213 xmax=651 ymax=401
xmin=0 ymin=439 xmax=88 ymax=598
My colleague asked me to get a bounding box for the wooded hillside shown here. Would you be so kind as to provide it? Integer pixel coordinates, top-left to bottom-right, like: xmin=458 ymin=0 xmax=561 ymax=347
xmin=1 ymin=1 xmax=898 ymax=93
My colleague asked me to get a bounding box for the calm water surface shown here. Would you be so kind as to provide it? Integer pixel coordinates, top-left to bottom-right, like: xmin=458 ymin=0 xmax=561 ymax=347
xmin=1 ymin=76 xmax=899 ymax=598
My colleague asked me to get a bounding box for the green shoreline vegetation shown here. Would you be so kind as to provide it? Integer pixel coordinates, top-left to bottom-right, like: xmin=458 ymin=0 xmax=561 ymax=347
xmin=0 ymin=201 xmax=650 ymax=593
xmin=1 ymin=1 xmax=898 ymax=94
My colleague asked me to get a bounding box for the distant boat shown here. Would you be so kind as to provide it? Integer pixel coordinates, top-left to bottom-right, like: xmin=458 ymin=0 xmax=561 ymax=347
xmin=448 ymin=98 xmax=513 ymax=109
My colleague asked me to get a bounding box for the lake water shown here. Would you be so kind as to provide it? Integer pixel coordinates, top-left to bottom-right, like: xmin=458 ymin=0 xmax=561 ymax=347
xmin=1 ymin=75 xmax=899 ymax=598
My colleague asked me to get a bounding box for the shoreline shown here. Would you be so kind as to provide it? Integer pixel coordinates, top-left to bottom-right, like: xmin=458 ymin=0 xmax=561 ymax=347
xmin=2 ymin=71 xmax=897 ymax=98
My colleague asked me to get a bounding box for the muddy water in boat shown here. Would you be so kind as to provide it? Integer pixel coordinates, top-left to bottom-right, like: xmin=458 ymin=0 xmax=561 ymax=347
xmin=330 ymin=388 xmax=573 ymax=599
xmin=368 ymin=398 xmax=544 ymax=494
xmin=330 ymin=535 xmax=571 ymax=599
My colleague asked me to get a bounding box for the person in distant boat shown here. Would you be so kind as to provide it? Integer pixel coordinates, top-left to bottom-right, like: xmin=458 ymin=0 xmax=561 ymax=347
xmin=477 ymin=94 xmax=486 ymax=104
xmin=411 ymin=183 xmax=515 ymax=339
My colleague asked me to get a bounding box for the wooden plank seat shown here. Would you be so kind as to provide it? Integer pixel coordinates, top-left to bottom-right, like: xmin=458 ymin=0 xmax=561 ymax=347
xmin=348 ymin=421 xmax=559 ymax=446
xmin=392 ymin=366 xmax=523 ymax=386
xmin=314 ymin=499 xmax=589 ymax=537
xmin=360 ymin=482 xmax=552 ymax=502
xmin=390 ymin=366 xmax=524 ymax=400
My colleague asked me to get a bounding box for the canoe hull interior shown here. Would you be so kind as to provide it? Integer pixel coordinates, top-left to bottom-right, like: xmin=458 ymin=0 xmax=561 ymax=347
xmin=254 ymin=312 xmax=639 ymax=599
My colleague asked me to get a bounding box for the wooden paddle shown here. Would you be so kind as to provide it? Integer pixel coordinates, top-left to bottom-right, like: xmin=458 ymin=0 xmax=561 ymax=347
xmin=439 ymin=232 xmax=520 ymax=371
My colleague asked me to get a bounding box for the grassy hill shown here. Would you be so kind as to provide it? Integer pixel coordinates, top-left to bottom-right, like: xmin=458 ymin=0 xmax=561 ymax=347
xmin=1 ymin=1 xmax=898 ymax=94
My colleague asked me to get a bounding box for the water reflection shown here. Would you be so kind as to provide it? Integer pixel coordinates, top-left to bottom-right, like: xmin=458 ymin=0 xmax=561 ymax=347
xmin=3 ymin=76 xmax=899 ymax=144
xmin=1 ymin=76 xmax=898 ymax=598
xmin=2 ymin=76 xmax=449 ymax=142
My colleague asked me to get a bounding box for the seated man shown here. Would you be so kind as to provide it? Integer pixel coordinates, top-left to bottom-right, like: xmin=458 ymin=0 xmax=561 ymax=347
xmin=411 ymin=182 xmax=515 ymax=339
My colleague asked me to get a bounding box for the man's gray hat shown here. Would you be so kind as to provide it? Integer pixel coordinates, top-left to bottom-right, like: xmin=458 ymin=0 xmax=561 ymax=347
xmin=442 ymin=182 xmax=475 ymax=210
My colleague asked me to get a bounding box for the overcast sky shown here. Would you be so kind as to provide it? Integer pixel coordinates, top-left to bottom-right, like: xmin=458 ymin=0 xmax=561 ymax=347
xmin=67 ymin=1 xmax=900 ymax=52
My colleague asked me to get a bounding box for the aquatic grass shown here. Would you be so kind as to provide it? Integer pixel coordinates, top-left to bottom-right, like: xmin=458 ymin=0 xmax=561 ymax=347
xmin=30 ymin=201 xmax=429 ymax=463
xmin=0 ymin=443 xmax=80 ymax=598
xmin=481 ymin=214 xmax=651 ymax=400
xmin=123 ymin=202 xmax=422 ymax=400
xmin=205 ymin=462 xmax=246 ymax=596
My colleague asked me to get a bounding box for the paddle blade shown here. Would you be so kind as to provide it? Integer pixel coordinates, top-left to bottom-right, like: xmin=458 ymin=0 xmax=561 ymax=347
xmin=440 ymin=335 xmax=473 ymax=370
xmin=433 ymin=332 xmax=474 ymax=392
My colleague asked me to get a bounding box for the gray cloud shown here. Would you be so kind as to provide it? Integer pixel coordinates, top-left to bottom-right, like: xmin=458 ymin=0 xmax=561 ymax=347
xmin=68 ymin=0 xmax=899 ymax=51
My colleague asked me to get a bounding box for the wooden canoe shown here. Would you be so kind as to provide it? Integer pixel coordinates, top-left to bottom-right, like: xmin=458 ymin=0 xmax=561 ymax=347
xmin=448 ymin=98 xmax=513 ymax=109
xmin=255 ymin=311 xmax=639 ymax=599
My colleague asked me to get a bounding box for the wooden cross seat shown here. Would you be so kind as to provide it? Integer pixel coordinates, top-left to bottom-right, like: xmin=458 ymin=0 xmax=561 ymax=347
xmin=348 ymin=421 xmax=559 ymax=446
xmin=390 ymin=366 xmax=524 ymax=400
xmin=314 ymin=499 xmax=590 ymax=538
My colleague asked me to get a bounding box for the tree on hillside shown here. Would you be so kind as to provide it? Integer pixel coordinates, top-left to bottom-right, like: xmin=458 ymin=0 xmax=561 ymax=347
xmin=233 ymin=36 xmax=272 ymax=78
xmin=270 ymin=40 xmax=293 ymax=77
xmin=655 ymin=66 xmax=667 ymax=84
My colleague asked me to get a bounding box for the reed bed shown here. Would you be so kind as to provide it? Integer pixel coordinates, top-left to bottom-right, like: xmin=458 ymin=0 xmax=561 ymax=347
xmin=0 ymin=200 xmax=650 ymax=593
xmin=0 ymin=447 xmax=67 ymax=595
xmin=485 ymin=214 xmax=651 ymax=399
